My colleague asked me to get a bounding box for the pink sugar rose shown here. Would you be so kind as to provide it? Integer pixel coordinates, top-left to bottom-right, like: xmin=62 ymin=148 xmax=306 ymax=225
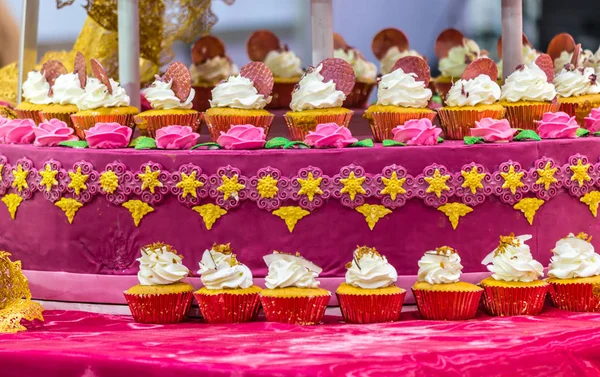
xmin=0 ymin=118 xmax=35 ymax=144
xmin=34 ymin=119 xmax=78 ymax=147
xmin=155 ymin=125 xmax=200 ymax=150
xmin=535 ymin=112 xmax=579 ymax=139
xmin=585 ymin=107 xmax=600 ymax=133
xmin=84 ymin=122 xmax=132 ymax=149
xmin=392 ymin=118 xmax=442 ymax=146
xmin=470 ymin=118 xmax=517 ymax=142
xmin=303 ymin=123 xmax=358 ymax=148
xmin=217 ymin=124 xmax=266 ymax=150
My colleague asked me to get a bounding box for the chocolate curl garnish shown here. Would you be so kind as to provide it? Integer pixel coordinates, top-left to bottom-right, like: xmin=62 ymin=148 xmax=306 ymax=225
xmin=353 ymin=254 xmax=362 ymax=271
xmin=571 ymin=43 xmax=582 ymax=67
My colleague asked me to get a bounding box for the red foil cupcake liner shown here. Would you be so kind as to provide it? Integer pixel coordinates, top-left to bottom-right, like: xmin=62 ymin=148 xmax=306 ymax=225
xmin=267 ymin=82 xmax=297 ymax=110
xmin=437 ymin=107 xmax=506 ymax=140
xmin=559 ymin=100 xmax=600 ymax=127
xmin=39 ymin=111 xmax=76 ymax=128
xmin=343 ymin=81 xmax=376 ymax=109
xmin=337 ymin=291 xmax=406 ymax=324
xmin=368 ymin=111 xmax=437 ymax=142
xmin=124 ymin=291 xmax=194 ymax=324
xmin=284 ymin=112 xmax=354 ymax=141
xmin=134 ymin=112 xmax=203 ymax=138
xmin=191 ymin=85 xmax=214 ymax=112
xmin=481 ymin=285 xmax=549 ymax=316
xmin=194 ymin=292 xmax=261 ymax=324
xmin=259 ymin=294 xmax=330 ymax=325
xmin=548 ymin=282 xmax=600 ymax=312
xmin=70 ymin=114 xmax=135 ymax=139
xmin=204 ymin=113 xmax=275 ymax=142
xmin=412 ymin=288 xmax=482 ymax=320
xmin=503 ymin=102 xmax=559 ymax=131
xmin=15 ymin=109 xmax=43 ymax=125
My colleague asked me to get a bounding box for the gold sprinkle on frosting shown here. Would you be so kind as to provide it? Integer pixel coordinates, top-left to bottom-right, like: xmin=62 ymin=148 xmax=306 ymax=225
xmin=354 ymin=245 xmax=381 ymax=261
xmin=212 ymin=243 xmax=232 ymax=255
xmin=144 ymin=242 xmax=178 ymax=255
xmin=345 ymin=261 xmax=353 ymax=269
xmin=495 ymin=233 xmax=520 ymax=255
xmin=576 ymin=232 xmax=593 ymax=242
xmin=228 ymin=254 xmax=239 ymax=267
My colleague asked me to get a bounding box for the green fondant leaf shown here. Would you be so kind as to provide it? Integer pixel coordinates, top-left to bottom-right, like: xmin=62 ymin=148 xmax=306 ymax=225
xmin=514 ymin=129 xmax=541 ymax=141
xmin=128 ymin=136 xmax=143 ymax=147
xmin=190 ymin=142 xmax=221 ymax=150
xmin=463 ymin=136 xmax=484 ymax=145
xmin=283 ymin=141 xmax=310 ymax=149
xmin=265 ymin=137 xmax=291 ymax=149
xmin=576 ymin=128 xmax=591 ymax=137
xmin=59 ymin=140 xmax=89 ymax=148
xmin=594 ymin=131 xmax=600 ymax=137
xmin=134 ymin=136 xmax=157 ymax=150
xmin=437 ymin=137 xmax=444 ymax=144
xmin=350 ymin=139 xmax=374 ymax=148
xmin=382 ymin=139 xmax=406 ymax=147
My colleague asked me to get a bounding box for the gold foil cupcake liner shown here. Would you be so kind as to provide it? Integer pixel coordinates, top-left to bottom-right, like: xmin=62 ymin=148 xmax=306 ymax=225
xmin=284 ymin=112 xmax=354 ymax=141
xmin=15 ymin=109 xmax=43 ymax=125
xmin=368 ymin=111 xmax=437 ymax=142
xmin=559 ymin=100 xmax=600 ymax=128
xmin=503 ymin=102 xmax=559 ymax=131
xmin=204 ymin=113 xmax=275 ymax=142
xmin=70 ymin=114 xmax=136 ymax=139
xmin=39 ymin=111 xmax=77 ymax=129
xmin=134 ymin=112 xmax=203 ymax=138
xmin=437 ymin=107 xmax=506 ymax=140
xmin=412 ymin=288 xmax=483 ymax=320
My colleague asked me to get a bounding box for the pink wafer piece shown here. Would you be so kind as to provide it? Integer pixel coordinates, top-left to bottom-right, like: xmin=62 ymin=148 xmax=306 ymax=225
xmin=240 ymin=61 xmax=274 ymax=97
xmin=164 ymin=62 xmax=192 ymax=102
xmin=535 ymin=54 xmax=554 ymax=83
xmin=318 ymin=58 xmax=355 ymax=96
xmin=41 ymin=60 xmax=67 ymax=95
xmin=392 ymin=56 xmax=431 ymax=86
xmin=74 ymin=52 xmax=87 ymax=88
xmin=461 ymin=57 xmax=498 ymax=81
xmin=91 ymin=59 xmax=112 ymax=94
xmin=435 ymin=28 xmax=464 ymax=59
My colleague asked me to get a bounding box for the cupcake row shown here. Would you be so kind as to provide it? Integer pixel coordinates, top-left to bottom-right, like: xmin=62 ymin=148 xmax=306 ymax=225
xmin=125 ymin=232 xmax=600 ymax=325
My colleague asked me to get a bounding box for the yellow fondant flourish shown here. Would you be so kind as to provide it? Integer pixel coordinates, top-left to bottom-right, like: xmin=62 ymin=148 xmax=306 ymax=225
xmin=297 ymin=172 xmax=323 ymax=202
xmin=437 ymin=203 xmax=473 ymax=230
xmin=39 ymin=164 xmax=58 ymax=192
xmin=138 ymin=166 xmax=163 ymax=194
xmin=513 ymin=198 xmax=544 ymax=225
xmin=340 ymin=171 xmax=366 ymax=201
xmin=380 ymin=171 xmax=406 ymax=200
xmin=272 ymin=206 xmax=310 ymax=232
xmin=192 ymin=204 xmax=227 ymax=230
xmin=570 ymin=159 xmax=591 ymax=187
xmin=581 ymin=191 xmax=600 ymax=218
xmin=122 ymin=200 xmax=154 ymax=227
xmin=461 ymin=166 xmax=485 ymax=194
xmin=11 ymin=165 xmax=28 ymax=192
xmin=536 ymin=161 xmax=558 ymax=190
xmin=177 ymin=171 xmax=204 ymax=199
xmin=217 ymin=174 xmax=245 ymax=201
xmin=55 ymin=198 xmax=83 ymax=224
xmin=1 ymin=194 xmax=23 ymax=220
xmin=355 ymin=204 xmax=392 ymax=230
xmin=425 ymin=169 xmax=451 ymax=198
xmin=99 ymin=171 xmax=119 ymax=194
xmin=500 ymin=165 xmax=524 ymax=195
xmin=257 ymin=174 xmax=279 ymax=199
xmin=68 ymin=166 xmax=89 ymax=196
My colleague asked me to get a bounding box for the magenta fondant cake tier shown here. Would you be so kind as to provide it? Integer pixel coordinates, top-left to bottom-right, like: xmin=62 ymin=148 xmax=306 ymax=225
xmin=1 ymin=139 xmax=599 ymax=304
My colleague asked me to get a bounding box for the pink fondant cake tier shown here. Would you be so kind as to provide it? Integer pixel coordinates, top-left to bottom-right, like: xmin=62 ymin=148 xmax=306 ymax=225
xmin=1 ymin=138 xmax=599 ymax=305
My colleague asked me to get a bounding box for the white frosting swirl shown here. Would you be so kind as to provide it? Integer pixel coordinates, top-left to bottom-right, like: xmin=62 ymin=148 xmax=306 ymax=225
xmin=265 ymin=259 xmax=320 ymax=289
xmin=497 ymin=44 xmax=540 ymax=78
xmin=583 ymin=47 xmax=600 ymax=75
xmin=137 ymin=244 xmax=189 ymax=286
xmin=500 ymin=64 xmax=556 ymax=102
xmin=334 ymin=48 xmax=377 ymax=82
xmin=553 ymin=67 xmax=600 ymax=98
xmin=554 ymin=50 xmax=586 ymax=74
xmin=481 ymin=235 xmax=544 ymax=283
xmin=209 ymin=75 xmax=270 ymax=110
xmin=380 ymin=46 xmax=423 ymax=75
xmin=52 ymin=73 xmax=85 ymax=105
xmin=22 ymin=71 xmax=52 ymax=105
xmin=76 ymin=77 xmax=130 ymax=110
xmin=377 ymin=68 xmax=432 ymax=108
xmin=264 ymin=50 xmax=303 ymax=78
xmin=439 ymin=39 xmax=481 ymax=78
xmin=417 ymin=249 xmax=463 ymax=284
xmin=190 ymin=56 xmax=238 ymax=84
xmin=142 ymin=79 xmax=194 ymax=110
xmin=290 ymin=64 xmax=346 ymax=111
xmin=548 ymin=234 xmax=600 ymax=279
xmin=197 ymin=249 xmax=253 ymax=290
xmin=345 ymin=249 xmax=398 ymax=289
xmin=446 ymin=75 xmax=501 ymax=106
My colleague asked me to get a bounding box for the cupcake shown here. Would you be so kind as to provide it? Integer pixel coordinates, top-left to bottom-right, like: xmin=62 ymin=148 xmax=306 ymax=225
xmin=499 ymin=54 xmax=558 ymax=131
xmin=190 ymin=35 xmax=239 ymax=112
xmin=15 ymin=60 xmax=67 ymax=124
xmin=552 ymin=45 xmax=600 ymax=126
xmin=204 ymin=61 xmax=275 ymax=141
xmin=336 ymin=246 xmax=405 ymax=324
xmin=259 ymin=251 xmax=331 ymax=325
xmin=480 ymin=234 xmax=548 ymax=316
xmin=547 ymin=233 xmax=600 ymax=312
xmin=437 ymin=57 xmax=505 ymax=139
xmin=247 ymin=30 xmax=303 ymax=109
xmin=412 ymin=246 xmax=483 ymax=320
xmin=433 ymin=28 xmax=484 ymax=101
xmin=71 ymin=59 xmax=138 ymax=139
xmin=124 ymin=242 xmax=194 ymax=324
xmin=547 ymin=33 xmax=584 ymax=75
xmin=334 ymin=33 xmax=377 ymax=108
xmin=194 ymin=243 xmax=261 ymax=324
xmin=371 ymin=28 xmax=424 ymax=76
xmin=39 ymin=52 xmax=87 ymax=127
xmin=135 ymin=62 xmax=201 ymax=137
xmin=285 ymin=58 xmax=355 ymax=140
xmin=363 ymin=56 xmax=435 ymax=141
xmin=496 ymin=33 xmax=540 ymax=80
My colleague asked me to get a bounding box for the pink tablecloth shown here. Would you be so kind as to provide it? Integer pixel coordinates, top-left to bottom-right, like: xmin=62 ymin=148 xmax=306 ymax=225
xmin=2 ymin=309 xmax=600 ymax=377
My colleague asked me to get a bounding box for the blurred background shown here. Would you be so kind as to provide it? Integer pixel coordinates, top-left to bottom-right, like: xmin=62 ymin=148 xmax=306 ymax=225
xmin=2 ymin=0 xmax=600 ymax=75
